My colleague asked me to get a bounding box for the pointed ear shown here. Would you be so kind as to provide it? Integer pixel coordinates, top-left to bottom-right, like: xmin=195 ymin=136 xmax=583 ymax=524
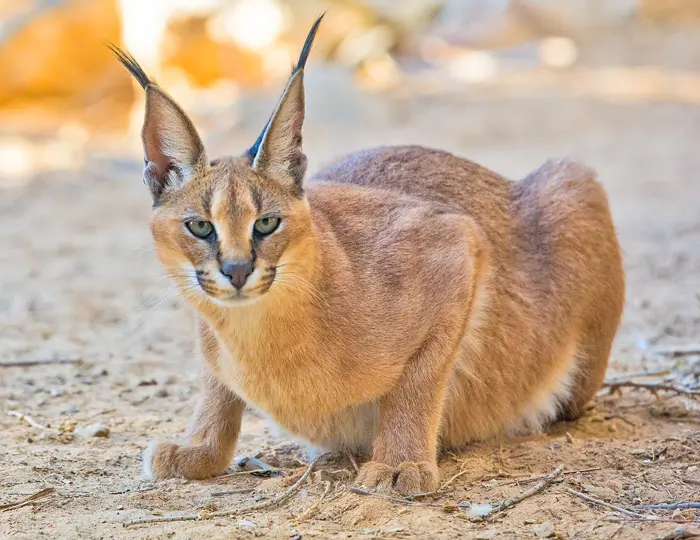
xmin=109 ymin=45 xmax=206 ymax=201
xmin=248 ymin=14 xmax=324 ymax=190
xmin=251 ymin=71 xmax=306 ymax=186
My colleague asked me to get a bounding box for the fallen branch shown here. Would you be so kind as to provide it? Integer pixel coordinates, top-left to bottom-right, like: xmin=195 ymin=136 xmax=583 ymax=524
xmin=567 ymin=489 xmax=651 ymax=519
xmin=6 ymin=411 xmax=59 ymax=434
xmin=491 ymin=464 xmax=563 ymax=514
xmin=0 ymin=487 xmax=56 ymax=512
xmin=501 ymin=467 xmax=602 ymax=486
xmin=349 ymin=487 xmax=450 ymax=509
xmin=211 ymin=488 xmax=254 ymax=497
xmin=0 ymin=358 xmax=80 ymax=368
xmin=124 ymin=456 xmax=320 ymax=527
xmin=603 ymin=381 xmax=700 ymax=397
xmin=632 ymin=502 xmax=700 ymax=511
xmin=653 ymin=344 xmax=700 ymax=358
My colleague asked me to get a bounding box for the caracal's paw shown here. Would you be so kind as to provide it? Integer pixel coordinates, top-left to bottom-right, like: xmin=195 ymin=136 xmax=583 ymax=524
xmin=142 ymin=440 xmax=229 ymax=480
xmin=356 ymin=460 xmax=439 ymax=496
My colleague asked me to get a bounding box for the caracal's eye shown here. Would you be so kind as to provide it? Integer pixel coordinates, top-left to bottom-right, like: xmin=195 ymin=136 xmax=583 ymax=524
xmin=186 ymin=220 xmax=214 ymax=238
xmin=254 ymin=216 xmax=281 ymax=236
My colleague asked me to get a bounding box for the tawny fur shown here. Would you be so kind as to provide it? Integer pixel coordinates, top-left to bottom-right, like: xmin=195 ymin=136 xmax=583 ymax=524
xmin=113 ymin=18 xmax=624 ymax=495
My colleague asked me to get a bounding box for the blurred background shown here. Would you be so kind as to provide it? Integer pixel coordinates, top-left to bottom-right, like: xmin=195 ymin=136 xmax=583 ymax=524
xmin=2 ymin=0 xmax=700 ymax=182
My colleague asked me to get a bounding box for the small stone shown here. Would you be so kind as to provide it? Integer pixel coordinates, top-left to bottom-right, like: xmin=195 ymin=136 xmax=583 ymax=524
xmin=565 ymin=432 xmax=574 ymax=444
xmin=75 ymin=423 xmax=110 ymax=438
xmin=50 ymin=388 xmax=64 ymax=398
xmin=533 ymin=522 xmax=554 ymax=538
xmin=155 ymin=387 xmax=169 ymax=398
xmin=58 ymin=419 xmax=77 ymax=433
xmin=61 ymin=404 xmax=79 ymax=415
xmin=687 ymin=465 xmax=698 ymax=473
xmin=137 ymin=378 xmax=158 ymax=386
xmin=116 ymin=505 xmax=124 ymax=510
xmin=236 ymin=519 xmax=255 ymax=529
xmin=468 ymin=503 xmax=493 ymax=518
xmin=475 ymin=530 xmax=498 ymax=540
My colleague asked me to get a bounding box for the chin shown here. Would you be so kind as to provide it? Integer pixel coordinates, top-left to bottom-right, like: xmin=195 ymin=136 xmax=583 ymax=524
xmin=209 ymin=293 xmax=264 ymax=308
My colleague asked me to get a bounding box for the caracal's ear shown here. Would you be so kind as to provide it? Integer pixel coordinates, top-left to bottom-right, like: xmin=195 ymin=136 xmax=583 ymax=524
xmin=247 ymin=14 xmax=324 ymax=192
xmin=109 ymin=45 xmax=207 ymax=202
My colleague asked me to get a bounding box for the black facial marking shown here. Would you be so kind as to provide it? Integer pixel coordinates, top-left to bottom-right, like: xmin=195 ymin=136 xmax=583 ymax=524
xmin=251 ymin=186 xmax=263 ymax=213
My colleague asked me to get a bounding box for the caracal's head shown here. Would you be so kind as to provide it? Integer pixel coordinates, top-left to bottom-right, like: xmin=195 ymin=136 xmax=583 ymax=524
xmin=112 ymin=16 xmax=323 ymax=307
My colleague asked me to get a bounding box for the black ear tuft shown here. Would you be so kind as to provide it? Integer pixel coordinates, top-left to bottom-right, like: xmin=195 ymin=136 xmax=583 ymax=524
xmin=293 ymin=12 xmax=325 ymax=73
xmin=247 ymin=13 xmax=324 ymax=161
xmin=107 ymin=43 xmax=152 ymax=89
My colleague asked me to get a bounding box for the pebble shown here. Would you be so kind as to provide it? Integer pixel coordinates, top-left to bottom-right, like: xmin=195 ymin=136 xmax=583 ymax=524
xmin=75 ymin=423 xmax=110 ymax=438
xmin=468 ymin=503 xmax=493 ymax=518
xmin=533 ymin=522 xmax=554 ymax=538
xmin=475 ymin=530 xmax=498 ymax=540
xmin=61 ymin=404 xmax=79 ymax=415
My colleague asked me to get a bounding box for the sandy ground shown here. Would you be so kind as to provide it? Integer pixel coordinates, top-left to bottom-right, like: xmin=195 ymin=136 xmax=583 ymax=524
xmin=1 ymin=59 xmax=700 ymax=539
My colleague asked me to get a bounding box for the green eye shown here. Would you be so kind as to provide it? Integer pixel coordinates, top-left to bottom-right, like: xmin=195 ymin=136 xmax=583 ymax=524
xmin=186 ymin=220 xmax=214 ymax=238
xmin=254 ymin=216 xmax=281 ymax=236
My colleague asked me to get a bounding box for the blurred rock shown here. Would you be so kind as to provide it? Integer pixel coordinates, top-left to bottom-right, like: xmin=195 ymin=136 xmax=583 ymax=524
xmin=640 ymin=0 xmax=700 ymax=25
xmin=75 ymin=423 xmax=110 ymax=438
xmin=0 ymin=0 xmax=134 ymax=133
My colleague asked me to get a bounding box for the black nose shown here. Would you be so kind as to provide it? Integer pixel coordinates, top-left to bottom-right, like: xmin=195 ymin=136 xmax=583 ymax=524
xmin=220 ymin=260 xmax=253 ymax=290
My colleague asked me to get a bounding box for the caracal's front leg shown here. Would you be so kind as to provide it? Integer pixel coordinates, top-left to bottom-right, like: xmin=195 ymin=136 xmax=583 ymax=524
xmin=356 ymin=333 xmax=460 ymax=495
xmin=143 ymin=319 xmax=244 ymax=480
xmin=143 ymin=373 xmax=244 ymax=480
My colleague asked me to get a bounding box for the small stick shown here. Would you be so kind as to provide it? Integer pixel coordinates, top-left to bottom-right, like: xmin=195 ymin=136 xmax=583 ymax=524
xmin=123 ymin=456 xmax=321 ymax=527
xmin=604 ymin=370 xmax=670 ymax=381
xmin=123 ymin=514 xmax=200 ymax=526
xmin=349 ymin=487 xmax=450 ymax=509
xmin=607 ymin=517 xmax=700 ymax=525
xmin=347 ymin=453 xmax=360 ymax=474
xmin=0 ymin=358 xmax=79 ymax=368
xmin=440 ymin=469 xmax=470 ymax=490
xmin=207 ymin=455 xmax=320 ymax=517
xmin=501 ymin=467 xmax=603 ymax=486
xmin=211 ymin=488 xmax=254 ymax=497
xmin=6 ymin=411 xmax=59 ymax=434
xmin=491 ymin=464 xmax=563 ymax=514
xmin=567 ymin=489 xmax=651 ymax=519
xmin=214 ymin=468 xmax=282 ymax=479
xmin=0 ymin=487 xmax=56 ymax=511
xmin=652 ymin=344 xmax=700 ymax=357
xmin=632 ymin=502 xmax=700 ymax=511
xmin=602 ymin=381 xmax=700 ymax=397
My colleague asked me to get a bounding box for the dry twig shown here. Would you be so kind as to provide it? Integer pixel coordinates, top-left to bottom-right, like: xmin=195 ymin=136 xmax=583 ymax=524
xmin=501 ymin=466 xmax=602 ymax=486
xmin=123 ymin=456 xmax=320 ymax=527
xmin=632 ymin=502 xmax=700 ymax=511
xmin=0 ymin=358 xmax=79 ymax=368
xmin=603 ymin=381 xmax=700 ymax=397
xmin=567 ymin=489 xmax=650 ymax=519
xmin=491 ymin=464 xmax=563 ymax=514
xmin=211 ymin=488 xmax=254 ymax=497
xmin=347 ymin=453 xmax=360 ymax=474
xmin=0 ymin=487 xmax=56 ymax=512
xmin=653 ymin=344 xmax=700 ymax=358
xmin=6 ymin=411 xmax=59 ymax=434
xmin=349 ymin=487 xmax=451 ymax=509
